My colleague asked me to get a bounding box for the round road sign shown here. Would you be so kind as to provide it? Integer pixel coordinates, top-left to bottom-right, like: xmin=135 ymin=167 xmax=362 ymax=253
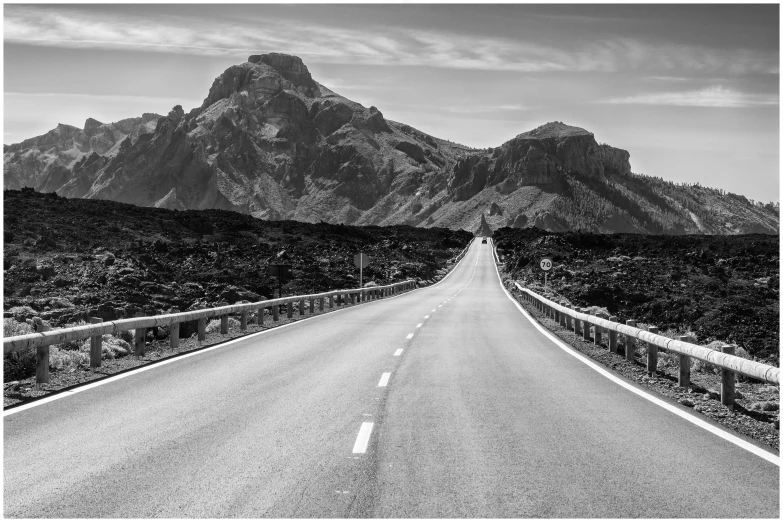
xmin=354 ymin=253 xmax=370 ymax=269
xmin=539 ymin=258 xmax=553 ymax=271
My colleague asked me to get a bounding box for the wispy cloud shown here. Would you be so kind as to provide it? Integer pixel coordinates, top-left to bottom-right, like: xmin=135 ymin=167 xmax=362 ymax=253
xmin=4 ymin=6 xmax=779 ymax=76
xmin=644 ymin=76 xmax=690 ymax=82
xmin=600 ymin=85 xmax=779 ymax=108
xmin=445 ymin=104 xmax=528 ymax=114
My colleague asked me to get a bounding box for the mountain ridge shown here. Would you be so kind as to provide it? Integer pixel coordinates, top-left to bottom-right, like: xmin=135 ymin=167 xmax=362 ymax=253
xmin=4 ymin=53 xmax=778 ymax=235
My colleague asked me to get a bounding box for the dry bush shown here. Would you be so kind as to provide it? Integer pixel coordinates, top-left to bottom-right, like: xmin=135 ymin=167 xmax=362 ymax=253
xmin=3 ymin=319 xmax=36 ymax=381
xmin=206 ymin=317 xmax=240 ymax=334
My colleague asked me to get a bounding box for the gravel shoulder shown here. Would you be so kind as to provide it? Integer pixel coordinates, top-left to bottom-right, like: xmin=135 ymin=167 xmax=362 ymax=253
xmin=503 ymin=278 xmax=780 ymax=453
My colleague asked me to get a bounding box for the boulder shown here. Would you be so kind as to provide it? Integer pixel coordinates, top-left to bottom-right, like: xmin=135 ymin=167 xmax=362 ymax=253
xmin=219 ymin=286 xmax=261 ymax=304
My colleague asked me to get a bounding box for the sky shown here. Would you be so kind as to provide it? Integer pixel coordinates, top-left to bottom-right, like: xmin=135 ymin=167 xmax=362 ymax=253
xmin=3 ymin=3 xmax=780 ymax=202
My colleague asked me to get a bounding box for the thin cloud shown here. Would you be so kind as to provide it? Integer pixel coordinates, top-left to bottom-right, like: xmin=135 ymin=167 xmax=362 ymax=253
xmin=4 ymin=5 xmax=778 ymax=75
xmin=644 ymin=76 xmax=689 ymax=82
xmin=445 ymin=104 xmax=528 ymax=114
xmin=600 ymin=86 xmax=779 ymax=108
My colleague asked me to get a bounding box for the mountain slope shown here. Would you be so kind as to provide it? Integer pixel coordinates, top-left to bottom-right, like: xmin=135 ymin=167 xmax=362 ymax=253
xmin=4 ymin=53 xmax=778 ymax=235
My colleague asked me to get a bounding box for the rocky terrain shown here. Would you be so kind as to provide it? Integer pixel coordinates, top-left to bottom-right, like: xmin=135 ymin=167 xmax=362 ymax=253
xmin=494 ymin=227 xmax=779 ymax=365
xmin=4 ymin=53 xmax=778 ymax=235
xmin=3 ymin=188 xmax=472 ymax=381
xmin=4 ymin=114 xmax=161 ymax=192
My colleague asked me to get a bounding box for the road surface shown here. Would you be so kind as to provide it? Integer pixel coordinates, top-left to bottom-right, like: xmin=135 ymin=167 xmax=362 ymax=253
xmin=4 ymin=239 xmax=779 ymax=517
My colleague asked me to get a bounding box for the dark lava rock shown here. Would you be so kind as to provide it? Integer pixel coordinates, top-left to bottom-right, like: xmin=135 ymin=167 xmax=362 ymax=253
xmin=3 ymin=189 xmax=472 ymax=338
xmin=495 ymin=226 xmax=779 ymax=364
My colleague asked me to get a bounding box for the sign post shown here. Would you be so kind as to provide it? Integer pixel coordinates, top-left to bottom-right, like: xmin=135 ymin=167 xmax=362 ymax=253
xmin=354 ymin=253 xmax=370 ymax=302
xmin=539 ymin=257 xmax=553 ymax=293
xmin=267 ymin=264 xmax=292 ymax=298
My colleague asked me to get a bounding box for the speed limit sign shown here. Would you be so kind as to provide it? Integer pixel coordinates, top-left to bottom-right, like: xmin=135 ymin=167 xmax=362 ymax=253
xmin=540 ymin=258 xmax=553 ymax=271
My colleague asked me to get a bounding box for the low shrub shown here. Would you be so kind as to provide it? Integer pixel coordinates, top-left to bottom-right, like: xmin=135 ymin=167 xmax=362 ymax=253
xmin=206 ymin=317 xmax=240 ymax=334
xmin=3 ymin=318 xmax=33 ymax=337
xmin=49 ymin=346 xmax=89 ymax=371
xmin=4 ymin=319 xmax=36 ymax=381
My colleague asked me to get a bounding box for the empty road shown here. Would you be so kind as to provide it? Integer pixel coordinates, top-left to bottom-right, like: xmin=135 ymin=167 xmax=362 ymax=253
xmin=4 ymin=239 xmax=779 ymax=517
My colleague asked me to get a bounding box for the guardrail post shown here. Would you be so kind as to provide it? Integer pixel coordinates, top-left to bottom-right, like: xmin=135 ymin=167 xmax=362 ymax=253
xmin=646 ymin=326 xmax=658 ymax=375
xmin=197 ymin=314 xmax=206 ymax=343
xmin=319 ymin=296 xmax=324 ymax=311
xmin=721 ymin=344 xmax=736 ymax=409
xmin=169 ymin=309 xmax=180 ymax=350
xmin=329 ymin=295 xmax=335 ymax=309
xmin=594 ymin=321 xmax=602 ymax=346
xmin=573 ymin=306 xmax=582 ymax=336
xmin=582 ymin=310 xmax=591 ymax=342
xmin=561 ymin=302 xmax=569 ymax=328
xmin=625 ymin=320 xmax=636 ymax=361
xmin=300 ymin=298 xmax=306 ymax=317
xmin=34 ymin=320 xmax=50 ymax=390
xmin=257 ymin=305 xmax=265 ymax=326
xmin=553 ymin=305 xmax=559 ymax=323
xmin=133 ymin=312 xmax=147 ymax=357
xmin=309 ymin=298 xmax=315 ymax=314
xmin=273 ymin=303 xmax=280 ymax=322
xmin=240 ymin=308 xmax=248 ymax=332
xmin=608 ymin=316 xmax=618 ymax=353
xmin=287 ymin=301 xmax=294 ymax=319
xmin=89 ymin=317 xmax=102 ymax=369
xmin=220 ymin=302 xmax=229 ymax=334
xmin=350 ymin=293 xmax=355 ymax=305
xmin=677 ymin=335 xmax=692 ymax=388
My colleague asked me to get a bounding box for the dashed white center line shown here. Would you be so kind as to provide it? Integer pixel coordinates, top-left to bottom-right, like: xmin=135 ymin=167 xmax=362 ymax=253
xmin=424 ymin=315 xmax=429 ymax=319
xmin=378 ymin=372 xmax=391 ymax=387
xmin=406 ymin=333 xmax=414 ymax=339
xmin=432 ymin=309 xmax=436 ymax=312
xmin=438 ymin=305 xmax=442 ymax=308
xmin=394 ymin=349 xmax=404 ymax=356
xmin=416 ymin=323 xmax=422 ymax=328
xmin=352 ymin=422 xmax=374 ymax=453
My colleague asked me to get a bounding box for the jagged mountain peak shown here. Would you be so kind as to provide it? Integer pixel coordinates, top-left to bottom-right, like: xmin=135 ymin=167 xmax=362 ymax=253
xmin=84 ymin=118 xmax=104 ymax=131
xmin=248 ymin=53 xmax=318 ymax=92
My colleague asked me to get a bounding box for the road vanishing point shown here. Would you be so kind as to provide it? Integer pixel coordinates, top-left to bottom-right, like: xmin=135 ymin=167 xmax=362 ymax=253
xmin=4 ymin=239 xmax=779 ymax=517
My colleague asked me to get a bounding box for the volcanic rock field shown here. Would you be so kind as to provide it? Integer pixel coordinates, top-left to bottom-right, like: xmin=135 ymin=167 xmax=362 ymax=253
xmin=3 ymin=188 xmax=471 ymax=380
xmin=494 ymin=227 xmax=779 ymax=365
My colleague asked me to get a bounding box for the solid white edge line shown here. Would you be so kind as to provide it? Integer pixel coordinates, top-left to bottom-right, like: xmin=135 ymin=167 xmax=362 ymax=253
xmin=352 ymin=422 xmax=374 ymax=453
xmin=4 ymin=277 xmax=420 ymax=417
xmin=393 ymin=349 xmax=403 ymax=356
xmin=492 ymin=253 xmax=780 ymax=467
xmin=378 ymin=372 xmax=391 ymax=387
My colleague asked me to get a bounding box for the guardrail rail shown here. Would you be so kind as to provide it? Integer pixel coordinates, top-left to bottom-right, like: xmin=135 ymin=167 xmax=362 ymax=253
xmin=513 ymin=283 xmax=779 ymax=407
xmin=5 ymin=280 xmax=418 ymax=389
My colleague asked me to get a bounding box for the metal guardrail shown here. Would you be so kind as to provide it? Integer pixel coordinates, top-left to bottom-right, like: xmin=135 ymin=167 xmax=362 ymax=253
xmin=514 ymin=283 xmax=779 ymax=392
xmin=4 ymin=280 xmax=416 ymax=356
xmin=4 ymin=280 xmax=418 ymax=389
xmin=452 ymin=241 xmax=472 ymax=264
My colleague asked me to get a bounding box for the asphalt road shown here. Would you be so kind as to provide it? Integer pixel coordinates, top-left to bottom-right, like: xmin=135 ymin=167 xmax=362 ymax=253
xmin=4 ymin=239 xmax=779 ymax=517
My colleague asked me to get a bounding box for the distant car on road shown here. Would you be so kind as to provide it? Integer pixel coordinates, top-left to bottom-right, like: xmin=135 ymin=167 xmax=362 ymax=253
xmin=481 ymin=237 xmax=487 ymax=244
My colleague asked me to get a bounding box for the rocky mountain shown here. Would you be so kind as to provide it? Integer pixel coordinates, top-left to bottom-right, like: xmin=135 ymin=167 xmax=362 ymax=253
xmin=4 ymin=53 xmax=779 ymax=235
xmin=4 ymin=114 xmax=161 ymax=193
